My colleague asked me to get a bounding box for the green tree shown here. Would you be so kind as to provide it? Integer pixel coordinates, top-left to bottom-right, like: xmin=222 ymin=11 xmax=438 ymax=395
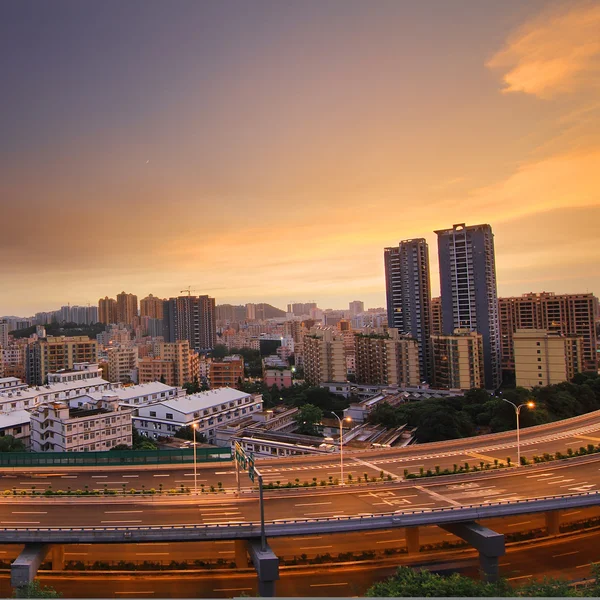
xmin=365 ymin=566 xmax=509 ymax=597
xmin=0 ymin=435 xmax=26 ymax=453
xmin=109 ymin=444 xmax=132 ymax=451
xmin=13 ymin=580 xmax=61 ymax=598
xmin=211 ymin=344 xmax=228 ymax=360
xmin=183 ymin=378 xmax=201 ymax=395
xmin=294 ymin=404 xmax=323 ymax=436
xmin=174 ymin=425 xmax=206 ymax=443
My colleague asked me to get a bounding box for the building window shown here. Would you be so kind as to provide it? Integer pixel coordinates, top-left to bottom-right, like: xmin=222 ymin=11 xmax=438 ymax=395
xmin=166 ymin=413 xmax=173 ymax=420
xmin=150 ymin=411 xmax=156 ymax=417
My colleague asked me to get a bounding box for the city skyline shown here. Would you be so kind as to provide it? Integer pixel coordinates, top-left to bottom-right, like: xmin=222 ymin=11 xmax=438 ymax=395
xmin=1 ymin=0 xmax=599 ymax=315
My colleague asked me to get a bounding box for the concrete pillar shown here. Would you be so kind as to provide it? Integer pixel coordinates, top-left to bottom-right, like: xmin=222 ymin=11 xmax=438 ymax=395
xmin=440 ymin=522 xmax=505 ymax=583
xmin=11 ymin=544 xmax=50 ymax=588
xmin=545 ymin=511 xmax=560 ymax=536
xmin=235 ymin=539 xmax=249 ymax=568
xmin=406 ymin=526 xmax=420 ymax=554
xmin=248 ymin=540 xmax=279 ymax=597
xmin=51 ymin=545 xmax=65 ymax=571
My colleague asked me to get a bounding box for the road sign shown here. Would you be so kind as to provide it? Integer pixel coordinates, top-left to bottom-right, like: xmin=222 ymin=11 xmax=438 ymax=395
xmin=233 ymin=442 xmax=254 ymax=481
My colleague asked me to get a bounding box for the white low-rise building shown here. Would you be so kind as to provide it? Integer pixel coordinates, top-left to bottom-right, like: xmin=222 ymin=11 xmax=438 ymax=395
xmin=87 ymin=382 xmax=182 ymax=408
xmin=134 ymin=387 xmax=263 ymax=444
xmin=0 ymin=377 xmax=27 ymax=393
xmin=30 ymin=397 xmax=133 ymax=452
xmin=0 ymin=410 xmax=31 ymax=447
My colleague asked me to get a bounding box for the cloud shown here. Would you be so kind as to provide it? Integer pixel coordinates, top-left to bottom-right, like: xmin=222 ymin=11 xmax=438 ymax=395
xmin=487 ymin=2 xmax=600 ymax=98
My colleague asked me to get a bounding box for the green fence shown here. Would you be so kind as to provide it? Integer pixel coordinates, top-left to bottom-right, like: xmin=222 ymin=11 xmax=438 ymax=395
xmin=0 ymin=447 xmax=232 ymax=467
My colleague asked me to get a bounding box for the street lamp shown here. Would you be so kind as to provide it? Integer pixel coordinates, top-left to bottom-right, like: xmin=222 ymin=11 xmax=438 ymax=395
xmin=192 ymin=422 xmax=198 ymax=495
xmin=329 ymin=413 xmax=352 ymax=485
xmin=501 ymin=399 xmax=535 ymax=467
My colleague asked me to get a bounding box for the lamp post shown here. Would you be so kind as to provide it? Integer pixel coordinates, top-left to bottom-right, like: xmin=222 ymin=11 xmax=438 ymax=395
xmin=330 ymin=413 xmax=352 ymax=485
xmin=501 ymin=399 xmax=534 ymax=467
xmin=192 ymin=422 xmax=198 ymax=495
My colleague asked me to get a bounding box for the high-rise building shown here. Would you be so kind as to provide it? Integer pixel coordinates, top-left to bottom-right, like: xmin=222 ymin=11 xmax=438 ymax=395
xmin=432 ymin=329 xmax=485 ymax=390
xmin=116 ymin=291 xmax=138 ymax=325
xmin=499 ymin=292 xmax=598 ymax=374
xmin=431 ymin=297 xmax=442 ymax=335
xmin=303 ymin=329 xmax=346 ymax=385
xmin=354 ymin=329 xmax=420 ymax=387
xmin=384 ymin=238 xmax=433 ymax=382
xmin=140 ymin=294 xmax=164 ymax=320
xmin=26 ymin=336 xmax=99 ymax=385
xmin=98 ymin=297 xmax=118 ymax=325
xmin=287 ymin=303 xmax=318 ymax=317
xmin=0 ymin=320 xmax=9 ymax=349
xmin=348 ymin=301 xmax=364 ymax=317
xmin=513 ymin=329 xmax=583 ymax=388
xmin=138 ymin=340 xmax=196 ymax=387
xmin=435 ymin=223 xmax=501 ymax=389
xmin=163 ymin=295 xmax=216 ymax=353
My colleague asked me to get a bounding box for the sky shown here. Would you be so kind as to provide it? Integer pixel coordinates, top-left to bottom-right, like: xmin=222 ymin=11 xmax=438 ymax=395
xmin=1 ymin=0 xmax=599 ymax=315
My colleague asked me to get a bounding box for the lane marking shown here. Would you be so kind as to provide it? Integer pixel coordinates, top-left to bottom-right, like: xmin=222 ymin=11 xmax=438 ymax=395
xmin=508 ymin=575 xmax=532 ymax=581
xmin=1 ymin=521 xmax=40 ymax=524
xmin=376 ymin=539 xmax=405 ymax=544
xmin=135 ymin=553 xmax=169 ymax=556
xmin=291 ymin=537 xmax=322 ymax=541
xmin=104 ymin=511 xmax=144 ymax=514
xmin=153 ymin=474 xmax=170 ymax=477
xmin=563 ymin=511 xmax=581 ymax=517
xmin=294 ymin=502 xmax=332 ymax=507
xmin=553 ymin=551 xmax=579 ymax=558
xmin=100 ymin=520 xmax=143 ymax=524
xmin=310 ymin=582 xmax=349 ymax=587
xmin=507 ymin=521 xmax=532 ymax=527
xmin=11 ymin=512 xmax=47 ymax=515
xmin=351 ymin=457 xmax=397 ymax=479
xmin=466 ymin=451 xmax=499 ymax=463
xmin=213 ymin=589 xmax=252 ymax=592
xmin=414 ymin=485 xmax=461 ymax=507
xmin=299 ymin=545 xmax=333 ymax=550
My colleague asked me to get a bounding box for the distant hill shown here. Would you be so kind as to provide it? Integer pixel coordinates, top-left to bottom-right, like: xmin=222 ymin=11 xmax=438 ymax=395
xmin=255 ymin=303 xmax=286 ymax=319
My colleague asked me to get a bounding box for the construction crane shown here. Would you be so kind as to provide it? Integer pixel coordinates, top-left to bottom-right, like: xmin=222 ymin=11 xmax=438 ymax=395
xmin=181 ymin=286 xmax=197 ymax=297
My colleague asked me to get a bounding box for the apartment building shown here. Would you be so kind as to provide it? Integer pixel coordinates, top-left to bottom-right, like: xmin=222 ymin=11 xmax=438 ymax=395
xmin=262 ymin=356 xmax=292 ymax=389
xmin=435 ymin=223 xmax=501 ymax=389
xmin=98 ymin=297 xmax=117 ymax=325
xmin=514 ymin=329 xmax=584 ymax=388
xmin=163 ymin=295 xmax=216 ymax=353
xmin=134 ymin=387 xmax=262 ymax=443
xmin=137 ymin=340 xmax=196 ymax=387
xmin=499 ymin=292 xmax=598 ymax=374
xmin=107 ymin=346 xmax=138 ymax=384
xmin=303 ymin=329 xmax=346 ymax=386
xmin=431 ymin=297 xmax=442 ymax=335
xmin=431 ymin=329 xmax=485 ymax=390
xmin=25 ymin=336 xmax=99 ymax=385
xmin=140 ymin=294 xmax=164 ymax=319
xmin=30 ymin=396 xmax=133 ymax=452
xmin=116 ymin=291 xmax=138 ymax=326
xmin=0 ymin=410 xmax=31 ymax=448
xmin=210 ymin=355 xmax=244 ymax=388
xmin=384 ymin=238 xmax=433 ymax=382
xmin=354 ymin=328 xmax=420 ymax=387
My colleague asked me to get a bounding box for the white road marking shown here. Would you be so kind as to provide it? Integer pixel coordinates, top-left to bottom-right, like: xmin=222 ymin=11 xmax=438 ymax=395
xmin=11 ymin=512 xmax=47 ymax=514
xmin=212 ymin=588 xmax=252 ymax=592
xmin=310 ymin=582 xmax=349 ymax=587
xmin=100 ymin=520 xmax=143 ymax=524
xmin=414 ymin=485 xmax=462 ymax=507
xmin=299 ymin=545 xmax=333 ymax=550
xmin=104 ymin=511 xmax=144 ymax=514
xmin=553 ymin=551 xmax=579 ymax=558
xmin=294 ymin=502 xmax=332 ymax=507
xmin=376 ymin=539 xmax=405 ymax=544
xmin=1 ymin=521 xmax=40 ymax=524
xmin=507 ymin=521 xmax=532 ymax=527
xmin=153 ymin=474 xmax=170 ymax=477
xmin=135 ymin=553 xmax=169 ymax=556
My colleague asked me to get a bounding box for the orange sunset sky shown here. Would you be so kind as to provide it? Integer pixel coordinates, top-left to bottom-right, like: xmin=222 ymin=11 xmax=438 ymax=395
xmin=1 ymin=0 xmax=599 ymax=315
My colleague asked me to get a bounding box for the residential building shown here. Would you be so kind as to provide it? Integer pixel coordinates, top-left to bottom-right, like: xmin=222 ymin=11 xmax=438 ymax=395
xmin=514 ymin=329 xmax=584 ymax=388
xmin=384 ymin=238 xmax=433 ymax=382
xmin=303 ymin=329 xmax=346 ymax=385
xmin=0 ymin=410 xmax=31 ymax=448
xmin=354 ymin=329 xmax=420 ymax=387
xmin=98 ymin=297 xmax=117 ymax=325
xmin=134 ymin=387 xmax=262 ymax=443
xmin=138 ymin=340 xmax=195 ymax=387
xmin=30 ymin=396 xmax=133 ymax=452
xmin=499 ymin=292 xmax=598 ymax=374
xmin=107 ymin=346 xmax=139 ymax=384
xmin=140 ymin=294 xmax=164 ymax=320
xmin=431 ymin=297 xmax=442 ymax=335
xmin=287 ymin=303 xmax=317 ymax=317
xmin=431 ymin=329 xmax=485 ymax=390
xmin=0 ymin=377 xmax=27 ymax=392
xmin=262 ymin=356 xmax=292 ymax=389
xmin=349 ymin=301 xmax=365 ymax=317
xmin=163 ymin=295 xmax=216 ymax=353
xmin=0 ymin=320 xmax=9 ymax=348
xmin=210 ymin=355 xmax=244 ymax=388
xmin=77 ymin=382 xmax=182 ymax=409
xmin=26 ymin=336 xmax=99 ymax=385
xmin=116 ymin=291 xmax=138 ymax=325
xmin=435 ymin=223 xmax=501 ymax=389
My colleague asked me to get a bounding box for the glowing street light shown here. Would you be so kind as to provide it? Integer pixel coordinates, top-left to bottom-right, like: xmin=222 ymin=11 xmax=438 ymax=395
xmin=501 ymin=399 xmax=535 ymax=467
xmin=329 ymin=413 xmax=352 ymax=485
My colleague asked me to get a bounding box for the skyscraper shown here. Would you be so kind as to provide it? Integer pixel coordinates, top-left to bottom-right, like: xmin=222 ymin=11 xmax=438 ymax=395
xmin=435 ymin=223 xmax=501 ymax=389
xmin=163 ymin=295 xmax=216 ymax=353
xmin=384 ymin=238 xmax=433 ymax=382
xmin=98 ymin=297 xmax=117 ymax=325
xmin=140 ymin=294 xmax=164 ymax=319
xmin=116 ymin=291 xmax=138 ymax=325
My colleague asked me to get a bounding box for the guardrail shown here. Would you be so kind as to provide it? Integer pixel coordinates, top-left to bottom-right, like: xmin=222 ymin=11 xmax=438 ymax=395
xmin=1 ymin=491 xmax=599 ymax=543
xmin=0 ymin=447 xmax=231 ymax=467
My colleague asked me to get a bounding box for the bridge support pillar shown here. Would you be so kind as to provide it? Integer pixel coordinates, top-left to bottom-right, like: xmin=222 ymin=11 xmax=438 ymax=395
xmin=545 ymin=511 xmax=560 ymax=536
xmin=11 ymin=544 xmax=50 ymax=588
xmin=440 ymin=521 xmax=505 ymax=582
xmin=51 ymin=545 xmax=65 ymax=571
xmin=248 ymin=540 xmax=279 ymax=597
xmin=235 ymin=539 xmax=249 ymax=568
xmin=406 ymin=526 xmax=420 ymax=554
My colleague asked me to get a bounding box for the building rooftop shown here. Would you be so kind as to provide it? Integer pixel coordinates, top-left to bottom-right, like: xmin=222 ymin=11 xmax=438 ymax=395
xmin=88 ymin=382 xmax=177 ymax=401
xmin=160 ymin=387 xmax=252 ymax=414
xmin=0 ymin=377 xmax=111 ymax=402
xmin=0 ymin=410 xmax=31 ymax=428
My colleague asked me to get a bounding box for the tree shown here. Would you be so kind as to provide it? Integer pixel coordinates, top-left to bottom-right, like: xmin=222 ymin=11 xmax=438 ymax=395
xmin=0 ymin=435 xmax=26 ymax=453
xmin=159 ymin=374 xmax=166 ymax=384
xmin=183 ymin=378 xmax=201 ymax=395
xmin=211 ymin=344 xmax=228 ymax=360
xmin=174 ymin=425 xmax=206 ymax=443
xmin=365 ymin=566 xmax=509 ymax=597
xmin=109 ymin=444 xmax=131 ymax=451
xmin=294 ymin=404 xmax=323 ymax=436
xmin=13 ymin=580 xmax=61 ymax=598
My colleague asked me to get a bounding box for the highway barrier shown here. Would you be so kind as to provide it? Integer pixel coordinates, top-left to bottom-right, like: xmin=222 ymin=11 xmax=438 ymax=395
xmin=0 ymin=447 xmax=231 ymax=467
